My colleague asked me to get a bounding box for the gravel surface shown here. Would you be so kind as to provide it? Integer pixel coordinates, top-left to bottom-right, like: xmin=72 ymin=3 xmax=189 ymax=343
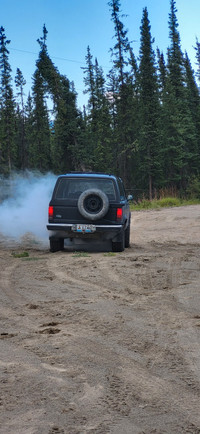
xmin=0 ymin=205 xmax=200 ymax=434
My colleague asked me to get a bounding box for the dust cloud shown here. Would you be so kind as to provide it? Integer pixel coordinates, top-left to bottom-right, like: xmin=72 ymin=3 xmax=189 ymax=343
xmin=0 ymin=171 xmax=56 ymax=243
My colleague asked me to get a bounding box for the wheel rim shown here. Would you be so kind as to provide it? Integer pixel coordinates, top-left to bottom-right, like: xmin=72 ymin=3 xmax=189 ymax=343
xmin=83 ymin=194 xmax=103 ymax=214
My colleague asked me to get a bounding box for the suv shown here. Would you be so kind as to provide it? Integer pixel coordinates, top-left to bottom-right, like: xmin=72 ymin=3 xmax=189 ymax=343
xmin=47 ymin=172 xmax=132 ymax=252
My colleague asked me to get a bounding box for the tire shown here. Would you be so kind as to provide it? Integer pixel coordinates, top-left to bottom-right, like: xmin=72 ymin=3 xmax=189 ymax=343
xmin=50 ymin=238 xmax=64 ymax=252
xmin=125 ymin=220 xmax=131 ymax=248
xmin=78 ymin=189 xmax=109 ymax=221
xmin=112 ymin=230 xmax=125 ymax=252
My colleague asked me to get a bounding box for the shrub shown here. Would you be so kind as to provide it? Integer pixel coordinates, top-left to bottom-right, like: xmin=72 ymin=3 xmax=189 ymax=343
xmin=186 ymin=177 xmax=200 ymax=199
xmin=158 ymin=197 xmax=180 ymax=207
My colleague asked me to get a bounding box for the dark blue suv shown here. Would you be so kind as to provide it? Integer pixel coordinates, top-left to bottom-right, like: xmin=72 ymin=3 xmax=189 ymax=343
xmin=47 ymin=172 xmax=132 ymax=252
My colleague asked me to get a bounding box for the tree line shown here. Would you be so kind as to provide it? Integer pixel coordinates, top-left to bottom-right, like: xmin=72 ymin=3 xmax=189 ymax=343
xmin=0 ymin=0 xmax=200 ymax=199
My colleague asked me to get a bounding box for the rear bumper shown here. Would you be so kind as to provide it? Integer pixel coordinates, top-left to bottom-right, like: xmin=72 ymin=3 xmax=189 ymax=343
xmin=47 ymin=223 xmax=123 ymax=241
xmin=47 ymin=223 xmax=122 ymax=230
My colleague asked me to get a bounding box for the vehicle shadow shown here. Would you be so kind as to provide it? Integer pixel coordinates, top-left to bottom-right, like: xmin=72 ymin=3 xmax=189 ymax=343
xmin=64 ymin=238 xmax=113 ymax=253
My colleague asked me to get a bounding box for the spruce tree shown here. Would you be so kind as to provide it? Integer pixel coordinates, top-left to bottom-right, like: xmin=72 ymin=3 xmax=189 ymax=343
xmin=0 ymin=27 xmax=16 ymax=174
xmin=163 ymin=0 xmax=198 ymax=189
xmin=108 ymin=0 xmax=138 ymax=186
xmin=184 ymin=53 xmax=200 ymax=131
xmin=93 ymin=59 xmax=113 ymax=172
xmin=82 ymin=46 xmax=98 ymax=167
xmin=108 ymin=0 xmax=130 ymax=85
xmin=52 ymin=74 xmax=78 ymax=173
xmin=35 ymin=25 xmax=81 ymax=173
xmin=184 ymin=53 xmax=200 ymax=173
xmin=167 ymin=0 xmax=184 ymax=97
xmin=157 ymin=49 xmax=167 ymax=101
xmin=31 ymin=67 xmax=51 ymax=171
xmin=82 ymin=48 xmax=113 ymax=172
xmin=15 ymin=68 xmax=26 ymax=169
xmin=24 ymin=93 xmax=35 ymax=168
xmin=83 ymin=46 xmax=96 ymax=116
xmin=195 ymin=38 xmax=200 ymax=84
xmin=138 ymin=7 xmax=162 ymax=199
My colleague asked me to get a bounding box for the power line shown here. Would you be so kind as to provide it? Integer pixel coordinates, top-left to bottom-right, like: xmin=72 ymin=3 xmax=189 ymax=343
xmin=10 ymin=47 xmax=86 ymax=65
xmin=9 ymin=47 xmax=111 ymax=69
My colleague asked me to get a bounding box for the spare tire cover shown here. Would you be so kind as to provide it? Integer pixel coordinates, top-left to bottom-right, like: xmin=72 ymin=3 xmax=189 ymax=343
xmin=78 ymin=189 xmax=109 ymax=221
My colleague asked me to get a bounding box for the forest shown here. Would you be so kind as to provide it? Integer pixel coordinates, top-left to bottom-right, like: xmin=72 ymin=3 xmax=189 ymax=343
xmin=0 ymin=0 xmax=200 ymax=200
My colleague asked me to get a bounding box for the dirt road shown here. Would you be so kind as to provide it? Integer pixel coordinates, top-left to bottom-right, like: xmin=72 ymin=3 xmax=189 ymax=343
xmin=0 ymin=205 xmax=200 ymax=434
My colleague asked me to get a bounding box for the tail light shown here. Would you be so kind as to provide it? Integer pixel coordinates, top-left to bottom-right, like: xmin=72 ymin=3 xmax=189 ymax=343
xmin=116 ymin=207 xmax=123 ymax=222
xmin=48 ymin=205 xmax=54 ymax=220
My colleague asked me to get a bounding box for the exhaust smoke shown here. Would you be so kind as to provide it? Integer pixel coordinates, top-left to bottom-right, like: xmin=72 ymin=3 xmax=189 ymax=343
xmin=0 ymin=171 xmax=56 ymax=246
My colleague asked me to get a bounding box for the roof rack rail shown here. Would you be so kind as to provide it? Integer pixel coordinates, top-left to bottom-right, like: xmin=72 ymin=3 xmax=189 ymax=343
xmin=68 ymin=171 xmax=112 ymax=175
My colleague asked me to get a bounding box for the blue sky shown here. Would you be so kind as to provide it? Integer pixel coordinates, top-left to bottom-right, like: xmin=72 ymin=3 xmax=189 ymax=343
xmin=1 ymin=0 xmax=200 ymax=109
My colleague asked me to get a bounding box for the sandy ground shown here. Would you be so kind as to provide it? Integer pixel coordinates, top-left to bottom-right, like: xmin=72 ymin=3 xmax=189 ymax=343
xmin=0 ymin=205 xmax=200 ymax=434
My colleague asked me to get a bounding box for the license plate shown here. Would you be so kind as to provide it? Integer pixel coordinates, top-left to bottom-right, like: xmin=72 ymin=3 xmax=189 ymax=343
xmin=72 ymin=224 xmax=96 ymax=233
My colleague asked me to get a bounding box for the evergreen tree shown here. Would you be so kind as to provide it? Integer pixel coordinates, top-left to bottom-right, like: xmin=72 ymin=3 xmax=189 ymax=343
xmin=195 ymin=38 xmax=200 ymax=84
xmin=83 ymin=48 xmax=113 ymax=172
xmin=0 ymin=27 xmax=16 ymax=174
xmin=108 ymin=0 xmax=130 ymax=85
xmin=83 ymin=46 xmax=96 ymax=116
xmin=15 ymin=68 xmax=26 ymax=111
xmin=167 ymin=0 xmax=184 ymax=97
xmin=163 ymin=0 xmax=198 ymax=189
xmin=157 ymin=48 xmax=167 ymax=101
xmin=184 ymin=53 xmax=200 ymax=129
xmin=52 ymin=74 xmax=79 ymax=173
xmin=24 ymin=93 xmax=35 ymax=168
xmin=31 ymin=67 xmax=51 ymax=171
xmin=138 ymin=7 xmax=162 ymax=199
xmin=82 ymin=46 xmax=98 ymax=167
xmin=184 ymin=52 xmax=200 ymax=172
xmin=15 ymin=68 xmax=26 ymax=169
xmin=92 ymin=58 xmax=113 ymax=172
xmin=36 ymin=25 xmax=81 ymax=173
xmin=107 ymin=0 xmax=138 ymax=186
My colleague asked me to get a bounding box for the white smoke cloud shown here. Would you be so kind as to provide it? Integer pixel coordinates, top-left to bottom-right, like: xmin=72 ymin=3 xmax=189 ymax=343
xmin=0 ymin=171 xmax=57 ymax=244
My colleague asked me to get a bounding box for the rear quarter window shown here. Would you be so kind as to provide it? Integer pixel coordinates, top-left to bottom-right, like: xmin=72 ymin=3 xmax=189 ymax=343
xmin=117 ymin=178 xmax=126 ymax=200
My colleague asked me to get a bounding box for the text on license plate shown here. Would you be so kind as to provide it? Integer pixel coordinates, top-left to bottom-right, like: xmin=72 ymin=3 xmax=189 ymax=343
xmin=72 ymin=224 xmax=96 ymax=233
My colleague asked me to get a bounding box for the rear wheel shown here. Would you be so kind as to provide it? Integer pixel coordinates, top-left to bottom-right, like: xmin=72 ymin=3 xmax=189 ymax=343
xmin=112 ymin=230 xmax=125 ymax=252
xmin=50 ymin=238 xmax=64 ymax=252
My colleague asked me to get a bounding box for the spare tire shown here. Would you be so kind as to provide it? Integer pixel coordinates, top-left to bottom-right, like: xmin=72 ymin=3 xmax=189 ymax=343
xmin=78 ymin=189 xmax=109 ymax=221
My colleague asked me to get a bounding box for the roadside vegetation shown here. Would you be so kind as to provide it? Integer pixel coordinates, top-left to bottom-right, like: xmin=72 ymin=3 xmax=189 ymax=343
xmin=130 ymin=177 xmax=200 ymax=210
xmin=130 ymin=197 xmax=200 ymax=211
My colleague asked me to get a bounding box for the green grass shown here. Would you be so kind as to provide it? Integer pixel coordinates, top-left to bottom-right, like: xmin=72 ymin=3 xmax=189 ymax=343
xmin=103 ymin=252 xmax=116 ymax=257
xmin=22 ymin=257 xmax=41 ymax=261
xmin=72 ymin=251 xmax=90 ymax=257
xmin=11 ymin=251 xmax=29 ymax=258
xmin=130 ymin=197 xmax=200 ymax=211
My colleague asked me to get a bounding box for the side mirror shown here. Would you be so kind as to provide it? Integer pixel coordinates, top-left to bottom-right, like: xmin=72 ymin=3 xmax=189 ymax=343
xmin=127 ymin=194 xmax=133 ymax=201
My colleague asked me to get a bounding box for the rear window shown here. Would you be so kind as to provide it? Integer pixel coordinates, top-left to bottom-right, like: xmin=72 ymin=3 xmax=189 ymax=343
xmin=54 ymin=178 xmax=116 ymax=200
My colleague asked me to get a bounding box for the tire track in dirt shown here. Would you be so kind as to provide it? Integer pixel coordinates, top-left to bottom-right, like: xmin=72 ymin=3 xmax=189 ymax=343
xmin=55 ymin=333 xmax=200 ymax=431
xmin=0 ymin=206 xmax=200 ymax=434
xmin=0 ymin=252 xmax=59 ymax=339
xmin=46 ymin=246 xmax=191 ymax=304
xmin=46 ymin=250 xmax=157 ymax=301
xmin=46 ymin=248 xmax=200 ymax=406
xmin=0 ymin=255 xmax=29 ymax=312
xmin=46 ymin=252 xmax=147 ymax=312
xmin=46 ymin=253 xmax=122 ymax=296
xmin=0 ymin=255 xmax=30 ymax=340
